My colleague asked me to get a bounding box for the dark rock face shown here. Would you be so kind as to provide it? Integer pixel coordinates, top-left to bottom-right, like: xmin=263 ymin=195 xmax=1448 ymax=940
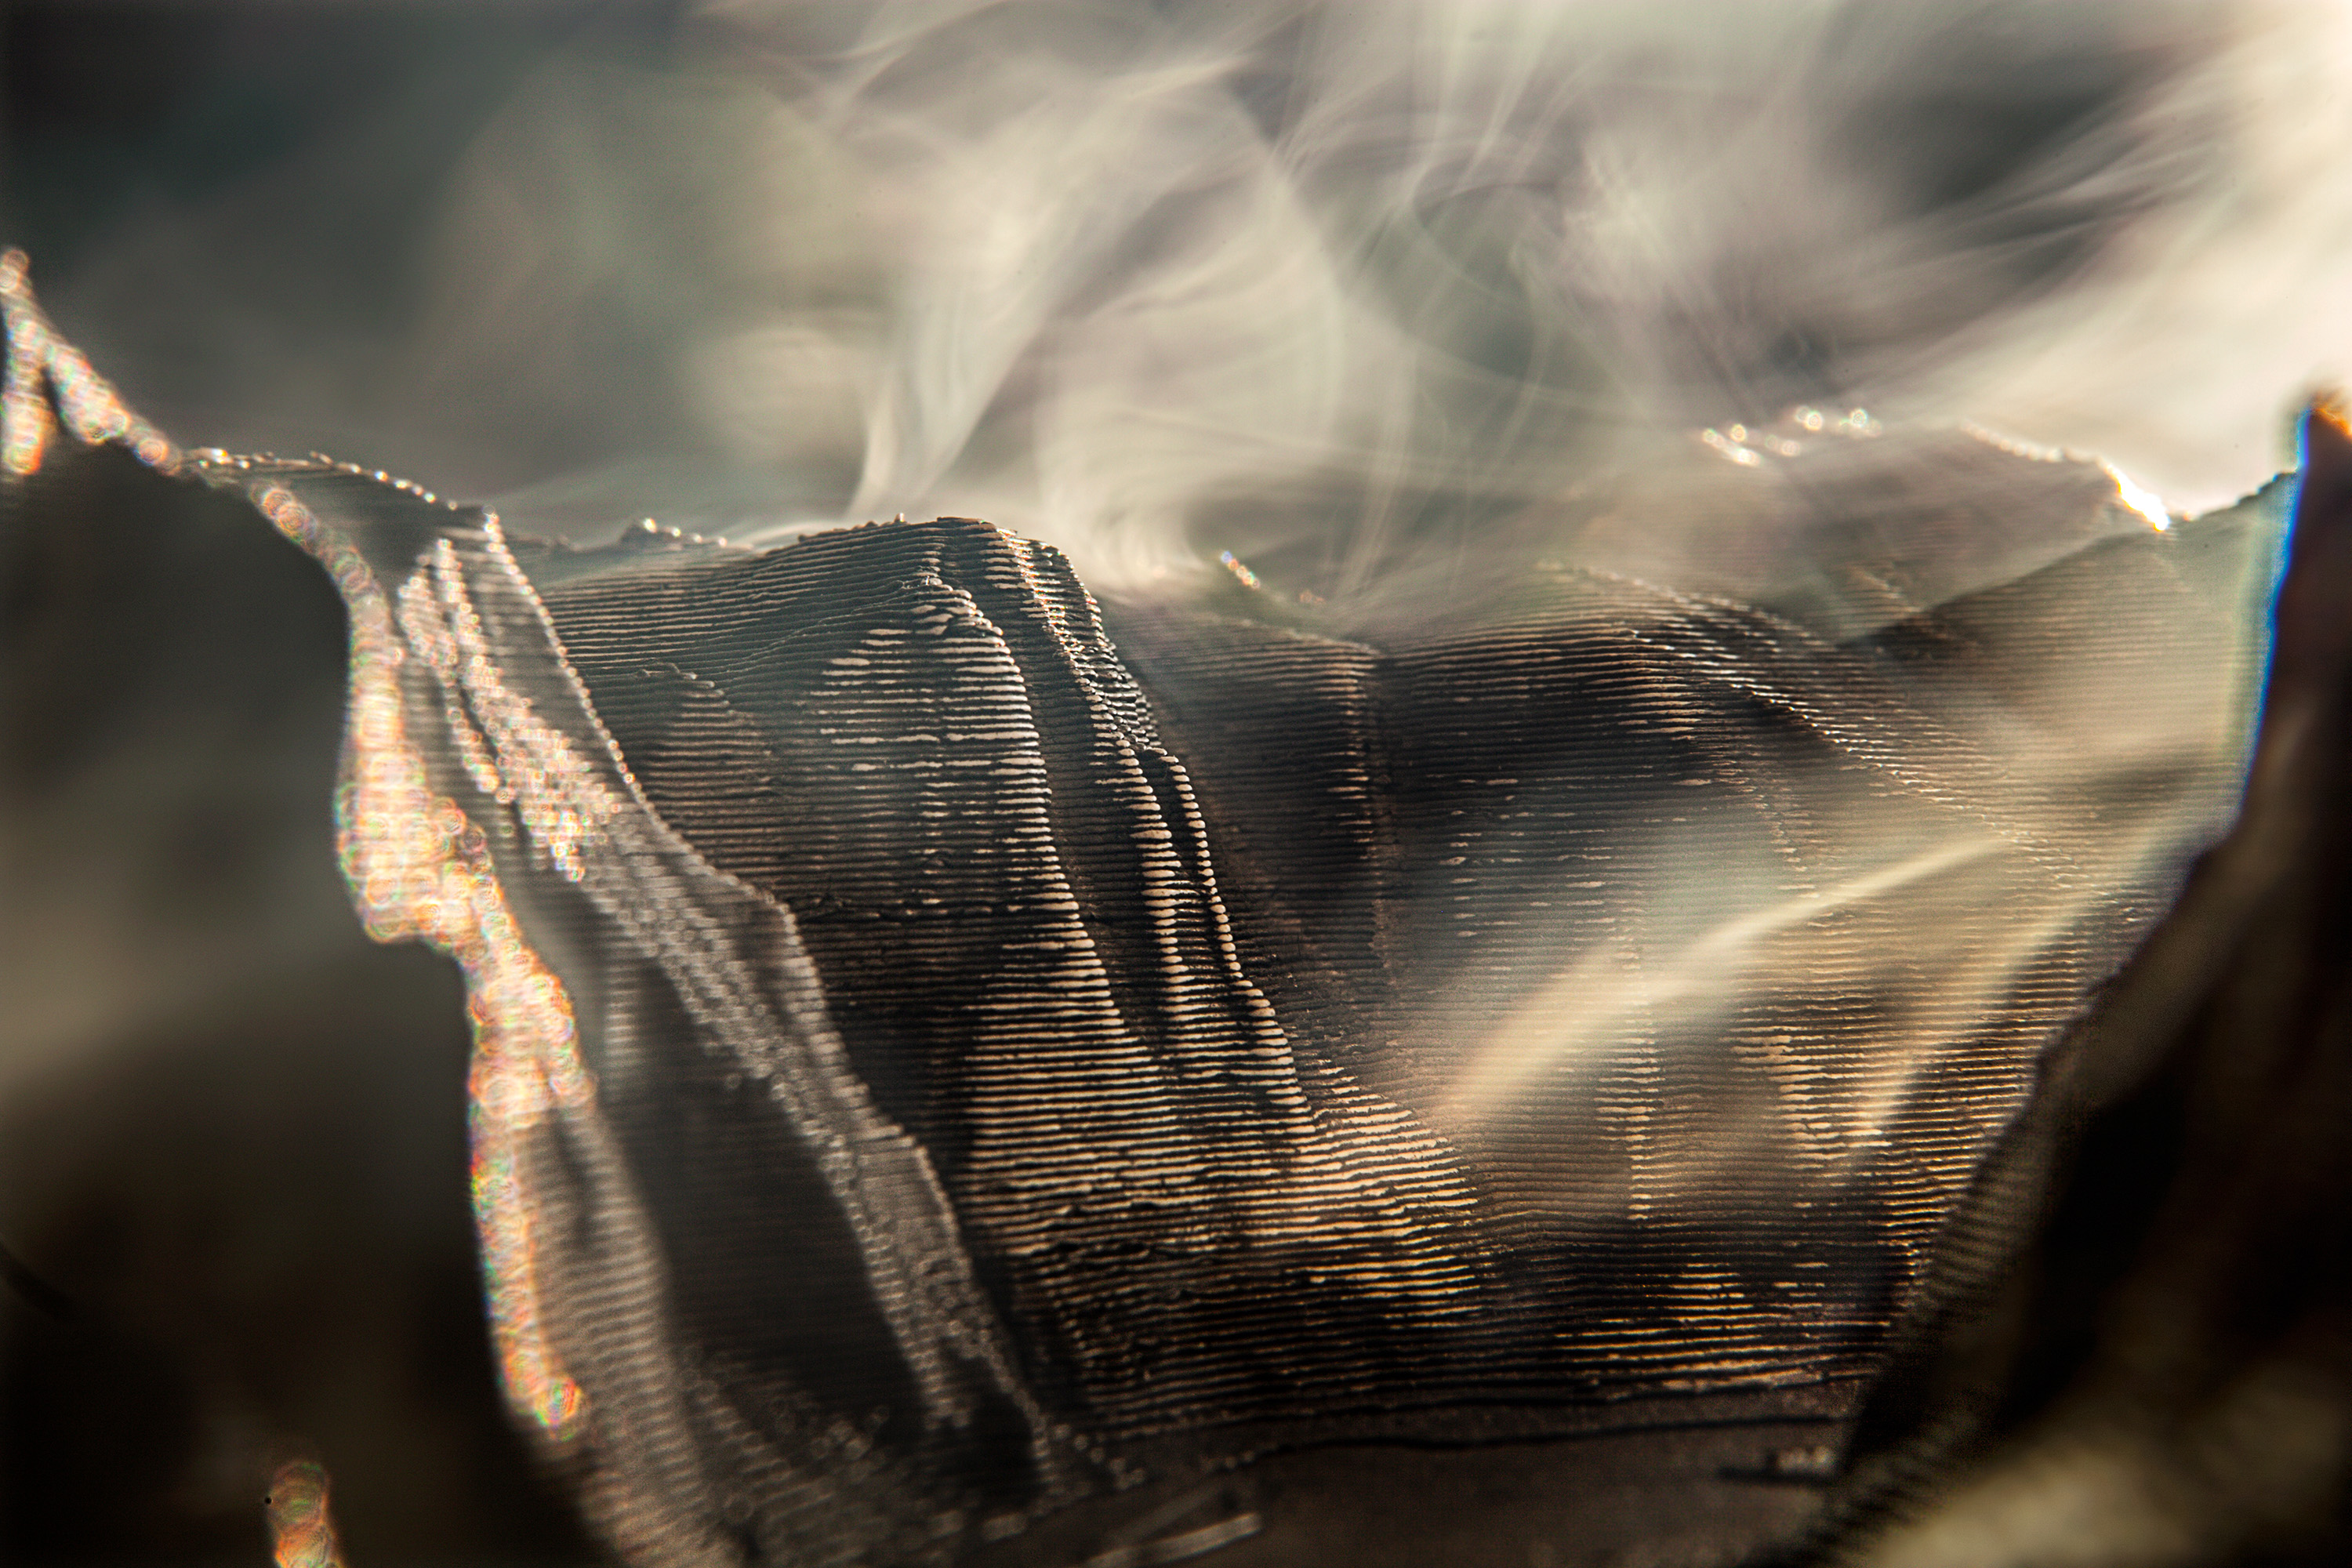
xmin=546 ymin=520 xmax=1490 ymax=1438
xmin=1780 ymin=412 xmax=2352 ymax=1568
xmin=521 ymin=489 xmax=2273 ymax=1559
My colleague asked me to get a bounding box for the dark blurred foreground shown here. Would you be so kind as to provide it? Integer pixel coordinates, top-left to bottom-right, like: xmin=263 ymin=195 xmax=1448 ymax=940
xmin=1769 ymin=409 xmax=2352 ymax=1567
xmin=0 ymin=434 xmax=593 ymax=1563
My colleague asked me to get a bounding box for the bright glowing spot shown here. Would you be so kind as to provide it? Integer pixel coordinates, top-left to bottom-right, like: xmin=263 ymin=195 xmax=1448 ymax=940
xmin=1959 ymin=421 xmax=2066 ymax=463
xmin=1 ymin=251 xmax=181 ymax=479
xmin=1219 ymin=550 xmax=1262 ymax=589
xmin=1700 ymin=428 xmax=1763 ymax=466
xmin=265 ymin=1459 xmax=347 ymax=1568
xmin=2103 ymin=460 xmax=2172 ymax=530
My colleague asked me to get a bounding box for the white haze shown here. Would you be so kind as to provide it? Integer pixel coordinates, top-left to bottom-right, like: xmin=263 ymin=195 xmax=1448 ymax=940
xmin=363 ymin=0 xmax=2352 ymax=601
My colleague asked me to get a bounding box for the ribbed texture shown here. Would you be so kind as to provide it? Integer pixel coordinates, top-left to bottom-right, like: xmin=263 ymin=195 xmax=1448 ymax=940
xmin=539 ymin=502 xmax=2276 ymax=1443
xmin=198 ymin=475 xmax=2277 ymax=1563
xmin=8 ymin=258 xmax=2288 ymax=1564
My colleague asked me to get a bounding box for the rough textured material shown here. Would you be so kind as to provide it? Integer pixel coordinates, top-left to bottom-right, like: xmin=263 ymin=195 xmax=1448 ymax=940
xmin=0 ymin=260 xmax=2301 ymax=1565
xmin=1777 ymin=410 xmax=2352 ymax=1568
xmin=526 ymin=497 xmax=2275 ymax=1558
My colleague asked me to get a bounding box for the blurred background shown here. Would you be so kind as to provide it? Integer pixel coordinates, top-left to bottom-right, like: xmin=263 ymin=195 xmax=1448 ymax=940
xmin=5 ymin=2 xmax=2352 ymax=1562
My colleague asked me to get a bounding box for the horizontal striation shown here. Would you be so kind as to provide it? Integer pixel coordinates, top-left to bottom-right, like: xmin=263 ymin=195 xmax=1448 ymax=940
xmin=547 ymin=521 xmax=1486 ymax=1434
xmin=537 ymin=505 xmax=2273 ymax=1447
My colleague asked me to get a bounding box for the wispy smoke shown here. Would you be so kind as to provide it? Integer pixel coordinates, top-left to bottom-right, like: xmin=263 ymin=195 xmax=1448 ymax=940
xmin=18 ymin=8 xmax=2310 ymax=1199
xmin=31 ymin=1 xmax=2352 ymax=603
xmin=390 ymin=0 xmax=2347 ymax=593
xmin=13 ymin=1 xmax=2325 ymax=1191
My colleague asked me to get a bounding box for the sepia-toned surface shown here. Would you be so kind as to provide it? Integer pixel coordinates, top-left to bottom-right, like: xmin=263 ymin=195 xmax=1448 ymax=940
xmin=4 ymin=249 xmax=2302 ymax=1563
